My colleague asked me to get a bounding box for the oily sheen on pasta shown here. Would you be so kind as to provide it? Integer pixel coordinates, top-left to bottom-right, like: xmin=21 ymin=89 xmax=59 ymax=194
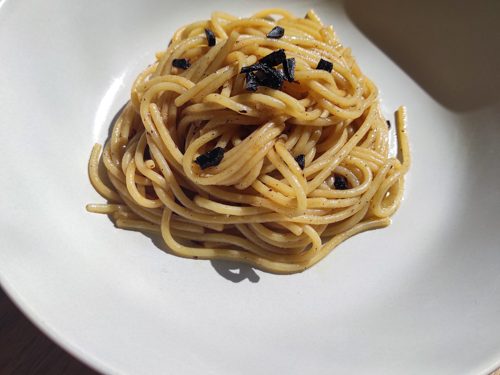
xmin=87 ymin=9 xmax=410 ymax=274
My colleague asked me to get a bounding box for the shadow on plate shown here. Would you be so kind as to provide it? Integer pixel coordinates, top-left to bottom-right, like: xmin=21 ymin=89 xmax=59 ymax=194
xmin=344 ymin=0 xmax=500 ymax=112
xmin=210 ymin=260 xmax=260 ymax=283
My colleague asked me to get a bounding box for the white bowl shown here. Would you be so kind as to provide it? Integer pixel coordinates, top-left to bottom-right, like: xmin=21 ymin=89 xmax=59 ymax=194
xmin=1 ymin=0 xmax=499 ymax=374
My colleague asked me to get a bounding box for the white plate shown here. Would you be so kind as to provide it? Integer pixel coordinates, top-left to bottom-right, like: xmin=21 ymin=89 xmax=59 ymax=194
xmin=1 ymin=0 xmax=499 ymax=374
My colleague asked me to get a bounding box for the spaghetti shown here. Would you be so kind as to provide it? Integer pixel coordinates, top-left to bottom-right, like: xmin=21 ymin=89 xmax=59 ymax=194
xmin=87 ymin=9 xmax=410 ymax=274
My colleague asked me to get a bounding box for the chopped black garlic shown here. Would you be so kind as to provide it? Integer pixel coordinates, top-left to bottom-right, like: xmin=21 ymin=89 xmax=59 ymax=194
xmin=259 ymin=49 xmax=287 ymax=66
xmin=386 ymin=120 xmax=391 ymax=129
xmin=243 ymin=65 xmax=284 ymax=90
xmin=241 ymin=63 xmax=265 ymax=74
xmin=241 ymin=49 xmax=289 ymax=91
xmin=283 ymin=58 xmax=295 ymax=82
xmin=245 ymin=72 xmax=259 ymax=91
xmin=205 ymin=28 xmax=216 ymax=47
xmin=295 ymin=154 xmax=306 ymax=169
xmin=333 ymin=174 xmax=349 ymax=190
xmin=194 ymin=147 xmax=225 ymax=169
xmin=316 ymin=58 xmax=333 ymax=73
xmin=256 ymin=67 xmax=285 ymax=89
xmin=267 ymin=26 xmax=285 ymax=39
xmin=172 ymin=58 xmax=190 ymax=69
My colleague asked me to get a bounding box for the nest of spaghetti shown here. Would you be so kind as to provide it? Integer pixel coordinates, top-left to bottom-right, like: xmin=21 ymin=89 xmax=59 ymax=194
xmin=88 ymin=8 xmax=410 ymax=274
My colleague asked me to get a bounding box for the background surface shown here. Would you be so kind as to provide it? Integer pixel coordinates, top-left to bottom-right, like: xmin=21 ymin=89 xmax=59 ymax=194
xmin=0 ymin=288 xmax=97 ymax=374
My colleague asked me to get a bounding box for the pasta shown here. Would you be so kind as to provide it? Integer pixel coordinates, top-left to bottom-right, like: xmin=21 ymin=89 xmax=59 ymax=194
xmin=87 ymin=8 xmax=410 ymax=274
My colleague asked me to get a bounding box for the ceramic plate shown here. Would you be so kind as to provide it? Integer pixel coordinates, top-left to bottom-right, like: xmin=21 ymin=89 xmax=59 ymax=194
xmin=1 ymin=0 xmax=499 ymax=374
